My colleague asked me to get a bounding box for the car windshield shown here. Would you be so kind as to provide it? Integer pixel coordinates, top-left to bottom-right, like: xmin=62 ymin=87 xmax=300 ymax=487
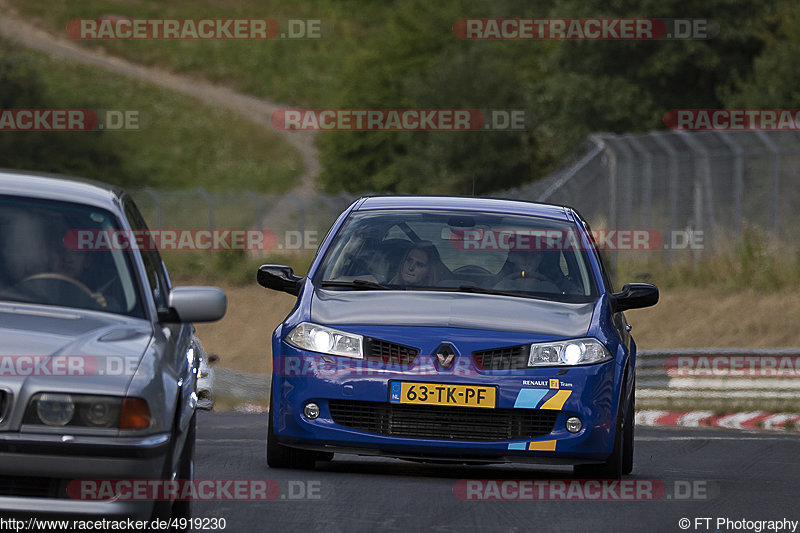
xmin=317 ymin=209 xmax=598 ymax=303
xmin=0 ymin=195 xmax=145 ymax=317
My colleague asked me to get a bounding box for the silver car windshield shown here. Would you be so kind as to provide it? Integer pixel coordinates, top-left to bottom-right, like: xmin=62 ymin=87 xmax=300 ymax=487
xmin=0 ymin=195 xmax=145 ymax=317
xmin=317 ymin=209 xmax=598 ymax=303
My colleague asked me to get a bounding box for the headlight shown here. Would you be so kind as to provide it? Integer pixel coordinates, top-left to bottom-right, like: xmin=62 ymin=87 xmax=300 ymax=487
xmin=35 ymin=394 xmax=74 ymax=426
xmin=79 ymin=398 xmax=121 ymax=427
xmin=24 ymin=394 xmax=149 ymax=429
xmin=286 ymin=322 xmax=363 ymax=358
xmin=527 ymin=338 xmax=611 ymax=367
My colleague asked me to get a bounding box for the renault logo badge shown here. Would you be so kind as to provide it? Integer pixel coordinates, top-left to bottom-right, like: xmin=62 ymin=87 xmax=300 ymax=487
xmin=435 ymin=343 xmax=457 ymax=369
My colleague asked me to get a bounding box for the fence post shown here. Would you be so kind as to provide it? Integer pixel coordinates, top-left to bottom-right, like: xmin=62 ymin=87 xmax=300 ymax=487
xmin=286 ymin=193 xmax=306 ymax=236
xmin=626 ymin=135 xmax=653 ymax=227
xmin=650 ymin=132 xmax=681 ymax=243
xmin=717 ymin=132 xmax=744 ymax=234
xmin=609 ymin=135 xmax=634 ymax=229
xmin=246 ymin=192 xmax=264 ymax=229
xmin=679 ymin=132 xmax=715 ymax=254
xmin=143 ymin=187 xmax=162 ymax=229
xmin=599 ymin=135 xmax=619 ymax=231
xmin=754 ymin=131 xmax=780 ymax=234
xmin=196 ymin=187 xmax=214 ymax=230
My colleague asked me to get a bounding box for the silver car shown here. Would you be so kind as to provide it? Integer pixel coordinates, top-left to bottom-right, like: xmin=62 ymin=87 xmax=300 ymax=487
xmin=0 ymin=170 xmax=226 ymax=521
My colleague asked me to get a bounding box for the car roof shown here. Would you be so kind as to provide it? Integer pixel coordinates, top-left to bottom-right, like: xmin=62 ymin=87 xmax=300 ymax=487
xmin=355 ymin=195 xmax=573 ymax=221
xmin=0 ymin=169 xmax=125 ymax=211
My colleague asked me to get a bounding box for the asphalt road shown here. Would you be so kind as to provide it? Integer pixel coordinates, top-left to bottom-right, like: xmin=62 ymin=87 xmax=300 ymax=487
xmin=194 ymin=411 xmax=799 ymax=533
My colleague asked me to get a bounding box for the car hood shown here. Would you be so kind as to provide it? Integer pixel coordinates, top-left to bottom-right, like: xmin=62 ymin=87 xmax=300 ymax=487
xmin=0 ymin=302 xmax=153 ymax=390
xmin=310 ymin=289 xmax=595 ymax=337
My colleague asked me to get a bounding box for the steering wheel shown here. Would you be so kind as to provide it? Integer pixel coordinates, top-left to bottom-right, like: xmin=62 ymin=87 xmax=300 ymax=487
xmin=452 ymin=265 xmax=493 ymax=276
xmin=14 ymin=272 xmax=107 ymax=308
xmin=496 ymin=272 xmax=560 ymax=293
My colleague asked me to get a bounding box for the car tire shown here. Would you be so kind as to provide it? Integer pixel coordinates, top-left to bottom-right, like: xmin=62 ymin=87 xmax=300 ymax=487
xmin=150 ymin=412 xmax=196 ymax=529
xmin=266 ymin=380 xmax=318 ymax=470
xmin=574 ymin=373 xmax=631 ymax=479
xmin=622 ymin=382 xmax=635 ymax=475
xmin=169 ymin=413 xmax=195 ymax=531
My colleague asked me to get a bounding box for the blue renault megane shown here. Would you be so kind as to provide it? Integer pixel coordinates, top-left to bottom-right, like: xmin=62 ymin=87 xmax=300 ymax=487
xmin=258 ymin=196 xmax=658 ymax=478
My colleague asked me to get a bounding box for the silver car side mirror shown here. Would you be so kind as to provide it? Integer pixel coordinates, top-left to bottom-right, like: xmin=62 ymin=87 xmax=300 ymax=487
xmin=164 ymin=286 xmax=227 ymax=323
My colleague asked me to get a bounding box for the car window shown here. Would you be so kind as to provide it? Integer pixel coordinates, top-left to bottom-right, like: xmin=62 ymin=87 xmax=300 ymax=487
xmin=0 ymin=195 xmax=145 ymax=317
xmin=317 ymin=209 xmax=598 ymax=303
xmin=123 ymin=197 xmax=171 ymax=312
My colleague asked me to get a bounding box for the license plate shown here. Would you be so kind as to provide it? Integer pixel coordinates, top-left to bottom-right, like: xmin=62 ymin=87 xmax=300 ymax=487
xmin=389 ymin=381 xmax=496 ymax=408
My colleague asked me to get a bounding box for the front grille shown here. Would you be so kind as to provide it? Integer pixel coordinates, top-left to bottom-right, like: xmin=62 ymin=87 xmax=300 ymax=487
xmin=364 ymin=338 xmax=419 ymax=366
xmin=329 ymin=400 xmax=557 ymax=441
xmin=472 ymin=345 xmax=530 ymax=370
xmin=0 ymin=476 xmax=66 ymax=498
xmin=0 ymin=391 xmax=7 ymax=422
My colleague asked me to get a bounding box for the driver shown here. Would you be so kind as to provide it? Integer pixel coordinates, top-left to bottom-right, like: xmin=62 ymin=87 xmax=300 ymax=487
xmin=497 ymin=250 xmax=580 ymax=294
xmin=23 ymin=239 xmax=108 ymax=308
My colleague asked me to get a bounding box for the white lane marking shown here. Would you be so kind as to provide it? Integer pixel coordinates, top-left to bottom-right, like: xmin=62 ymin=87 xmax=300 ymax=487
xmin=637 ymin=435 xmax=798 ymax=441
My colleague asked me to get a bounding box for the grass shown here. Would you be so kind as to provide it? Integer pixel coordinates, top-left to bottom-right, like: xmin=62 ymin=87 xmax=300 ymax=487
xmin=9 ymin=0 xmax=388 ymax=106
xmin=613 ymin=225 xmax=800 ymax=292
xmin=3 ymin=38 xmax=303 ymax=193
xmin=164 ymin=249 xmax=316 ymax=287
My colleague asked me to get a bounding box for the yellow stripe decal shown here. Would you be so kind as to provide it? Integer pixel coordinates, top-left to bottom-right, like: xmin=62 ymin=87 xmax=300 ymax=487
xmin=528 ymin=440 xmax=557 ymax=451
xmin=541 ymin=390 xmax=571 ymax=410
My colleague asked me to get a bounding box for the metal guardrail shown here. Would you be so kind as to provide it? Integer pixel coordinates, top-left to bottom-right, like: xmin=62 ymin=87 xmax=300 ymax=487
xmin=213 ymin=349 xmax=800 ymax=412
xmin=636 ymin=349 xmax=800 ymax=411
xmin=214 ymin=367 xmax=270 ymax=404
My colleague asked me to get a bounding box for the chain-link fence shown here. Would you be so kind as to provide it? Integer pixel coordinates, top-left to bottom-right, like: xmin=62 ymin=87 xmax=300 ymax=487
xmin=500 ymin=130 xmax=800 ymax=256
xmin=130 ymin=188 xmax=357 ymax=252
xmin=132 ymin=130 xmax=800 ymax=258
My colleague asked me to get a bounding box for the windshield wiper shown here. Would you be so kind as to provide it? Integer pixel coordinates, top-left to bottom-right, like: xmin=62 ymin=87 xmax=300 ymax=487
xmin=320 ymin=279 xmax=391 ymax=290
xmin=451 ymin=285 xmax=560 ymax=301
xmin=453 ymin=285 xmax=521 ymax=297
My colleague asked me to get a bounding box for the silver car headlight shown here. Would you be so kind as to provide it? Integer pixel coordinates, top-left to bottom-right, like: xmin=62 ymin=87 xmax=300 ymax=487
xmin=35 ymin=393 xmax=75 ymax=426
xmin=527 ymin=338 xmax=612 ymax=367
xmin=286 ymin=322 xmax=363 ymax=358
xmin=24 ymin=394 xmax=150 ymax=429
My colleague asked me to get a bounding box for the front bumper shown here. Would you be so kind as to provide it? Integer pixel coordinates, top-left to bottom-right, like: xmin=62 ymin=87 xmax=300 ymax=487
xmin=0 ymin=432 xmax=170 ymax=519
xmin=271 ymin=350 xmax=624 ymax=464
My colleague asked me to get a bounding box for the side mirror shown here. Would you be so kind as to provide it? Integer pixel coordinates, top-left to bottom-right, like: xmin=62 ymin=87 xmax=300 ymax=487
xmin=257 ymin=264 xmax=303 ymax=296
xmin=161 ymin=286 xmax=227 ymax=323
xmin=611 ymin=283 xmax=659 ymax=312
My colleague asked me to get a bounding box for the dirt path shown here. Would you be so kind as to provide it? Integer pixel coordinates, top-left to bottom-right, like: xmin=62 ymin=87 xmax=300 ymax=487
xmin=0 ymin=3 xmax=319 ymax=198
